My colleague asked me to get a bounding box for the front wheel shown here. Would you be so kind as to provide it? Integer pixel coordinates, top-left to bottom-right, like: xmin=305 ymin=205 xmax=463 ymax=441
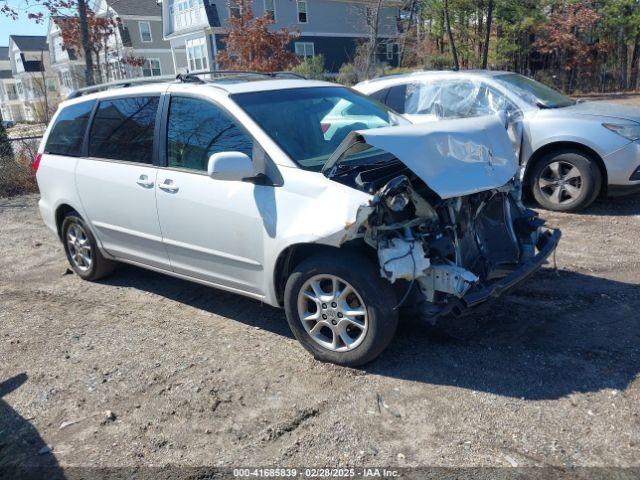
xmin=530 ymin=150 xmax=602 ymax=212
xmin=284 ymin=250 xmax=398 ymax=367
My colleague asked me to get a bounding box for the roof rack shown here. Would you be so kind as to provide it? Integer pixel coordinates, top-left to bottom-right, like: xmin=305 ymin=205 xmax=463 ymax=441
xmin=67 ymin=70 xmax=307 ymax=100
xmin=67 ymin=75 xmax=178 ymax=99
xmin=176 ymin=70 xmax=306 ymax=83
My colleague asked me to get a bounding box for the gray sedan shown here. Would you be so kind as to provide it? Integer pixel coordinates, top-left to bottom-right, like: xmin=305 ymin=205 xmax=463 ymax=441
xmin=355 ymin=71 xmax=640 ymax=211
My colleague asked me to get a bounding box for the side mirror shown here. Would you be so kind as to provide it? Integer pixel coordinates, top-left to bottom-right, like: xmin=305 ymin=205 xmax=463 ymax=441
xmin=207 ymin=151 xmax=254 ymax=181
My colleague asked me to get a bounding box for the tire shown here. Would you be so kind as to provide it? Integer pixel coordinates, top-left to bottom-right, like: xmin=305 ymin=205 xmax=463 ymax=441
xmin=530 ymin=149 xmax=602 ymax=212
xmin=61 ymin=213 xmax=114 ymax=281
xmin=284 ymin=250 xmax=399 ymax=367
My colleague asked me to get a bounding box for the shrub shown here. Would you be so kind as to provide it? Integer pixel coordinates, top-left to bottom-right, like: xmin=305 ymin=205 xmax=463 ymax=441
xmin=337 ymin=62 xmax=359 ymax=86
xmin=0 ymin=136 xmax=38 ymax=197
xmin=290 ymin=55 xmax=327 ymax=80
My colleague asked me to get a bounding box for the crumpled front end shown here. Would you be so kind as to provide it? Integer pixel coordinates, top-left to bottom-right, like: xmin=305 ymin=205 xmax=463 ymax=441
xmin=342 ymin=176 xmax=559 ymax=321
xmin=327 ymin=117 xmax=561 ymax=322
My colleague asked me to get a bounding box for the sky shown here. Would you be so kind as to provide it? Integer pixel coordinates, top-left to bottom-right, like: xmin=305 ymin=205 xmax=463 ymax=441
xmin=0 ymin=1 xmax=50 ymax=46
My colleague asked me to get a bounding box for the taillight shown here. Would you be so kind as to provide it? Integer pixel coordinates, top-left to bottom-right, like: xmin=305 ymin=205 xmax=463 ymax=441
xmin=33 ymin=153 xmax=42 ymax=173
xmin=321 ymin=123 xmax=330 ymax=134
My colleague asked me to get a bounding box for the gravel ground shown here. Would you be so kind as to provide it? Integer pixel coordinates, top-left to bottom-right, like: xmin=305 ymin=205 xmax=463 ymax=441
xmin=1 ymin=192 xmax=639 ymax=475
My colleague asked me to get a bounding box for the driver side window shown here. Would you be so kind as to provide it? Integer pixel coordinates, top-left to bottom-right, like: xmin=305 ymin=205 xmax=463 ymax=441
xmin=167 ymin=96 xmax=253 ymax=172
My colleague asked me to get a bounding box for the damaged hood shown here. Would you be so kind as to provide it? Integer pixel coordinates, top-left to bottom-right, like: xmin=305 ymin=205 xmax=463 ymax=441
xmin=323 ymin=115 xmax=518 ymax=199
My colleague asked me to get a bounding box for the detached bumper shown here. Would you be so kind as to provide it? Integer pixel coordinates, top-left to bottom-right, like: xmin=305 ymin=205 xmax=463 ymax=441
xmin=463 ymin=228 xmax=561 ymax=307
xmin=430 ymin=228 xmax=561 ymax=318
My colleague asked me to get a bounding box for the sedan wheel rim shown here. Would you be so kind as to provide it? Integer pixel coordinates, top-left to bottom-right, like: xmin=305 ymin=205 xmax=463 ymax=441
xmin=539 ymin=161 xmax=583 ymax=205
xmin=66 ymin=223 xmax=92 ymax=272
xmin=297 ymin=274 xmax=368 ymax=352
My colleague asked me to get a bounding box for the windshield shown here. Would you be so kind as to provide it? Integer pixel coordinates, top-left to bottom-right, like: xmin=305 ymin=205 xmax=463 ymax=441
xmin=232 ymin=86 xmax=407 ymax=170
xmin=494 ymin=73 xmax=575 ymax=108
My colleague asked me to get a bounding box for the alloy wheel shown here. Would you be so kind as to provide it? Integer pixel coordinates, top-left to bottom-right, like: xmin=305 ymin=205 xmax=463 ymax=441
xmin=66 ymin=223 xmax=92 ymax=272
xmin=538 ymin=161 xmax=583 ymax=205
xmin=297 ymin=274 xmax=368 ymax=352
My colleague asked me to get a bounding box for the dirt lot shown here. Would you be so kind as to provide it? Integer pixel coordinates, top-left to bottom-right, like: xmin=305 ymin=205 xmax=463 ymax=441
xmin=1 ymin=190 xmax=639 ymax=474
xmin=4 ymin=87 xmax=640 ymax=476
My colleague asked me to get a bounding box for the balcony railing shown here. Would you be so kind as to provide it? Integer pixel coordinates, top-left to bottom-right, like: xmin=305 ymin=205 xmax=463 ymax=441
xmin=171 ymin=4 xmax=206 ymax=31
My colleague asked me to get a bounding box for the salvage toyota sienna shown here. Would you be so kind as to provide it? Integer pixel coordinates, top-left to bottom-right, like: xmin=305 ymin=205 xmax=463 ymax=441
xmin=35 ymin=74 xmax=561 ymax=366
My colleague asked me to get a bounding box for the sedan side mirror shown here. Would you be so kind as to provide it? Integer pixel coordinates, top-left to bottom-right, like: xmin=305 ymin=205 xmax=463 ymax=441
xmin=207 ymin=152 xmax=254 ymax=181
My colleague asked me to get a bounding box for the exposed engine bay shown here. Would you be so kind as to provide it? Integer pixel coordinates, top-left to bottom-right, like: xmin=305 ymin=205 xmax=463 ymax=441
xmin=324 ymin=118 xmax=560 ymax=322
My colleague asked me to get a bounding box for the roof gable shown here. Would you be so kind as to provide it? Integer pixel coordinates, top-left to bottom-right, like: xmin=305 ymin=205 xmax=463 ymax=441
xmin=103 ymin=0 xmax=161 ymax=17
xmin=10 ymin=35 xmax=48 ymax=52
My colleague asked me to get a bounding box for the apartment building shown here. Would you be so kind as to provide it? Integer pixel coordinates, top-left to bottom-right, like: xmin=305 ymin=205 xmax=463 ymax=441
xmin=0 ymin=46 xmax=23 ymax=123
xmin=162 ymin=0 xmax=402 ymax=73
xmin=8 ymin=35 xmax=59 ymax=122
xmin=47 ymin=17 xmax=88 ymax=98
xmin=93 ymin=0 xmax=176 ymax=81
xmin=46 ymin=0 xmax=175 ymax=101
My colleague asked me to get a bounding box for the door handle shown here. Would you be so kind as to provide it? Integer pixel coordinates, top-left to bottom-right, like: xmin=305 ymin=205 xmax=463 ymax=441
xmin=136 ymin=175 xmax=154 ymax=188
xmin=158 ymin=179 xmax=179 ymax=193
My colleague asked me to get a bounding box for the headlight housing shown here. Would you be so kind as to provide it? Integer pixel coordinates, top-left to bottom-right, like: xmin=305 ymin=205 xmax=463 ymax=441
xmin=603 ymin=123 xmax=640 ymax=141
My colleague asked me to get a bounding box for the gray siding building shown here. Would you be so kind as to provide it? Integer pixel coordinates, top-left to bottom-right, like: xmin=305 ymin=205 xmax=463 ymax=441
xmin=47 ymin=0 xmax=176 ymax=99
xmin=162 ymin=0 xmax=402 ymax=74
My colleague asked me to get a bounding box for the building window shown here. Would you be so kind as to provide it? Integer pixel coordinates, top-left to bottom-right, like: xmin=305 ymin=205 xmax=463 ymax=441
xmin=386 ymin=43 xmax=395 ymax=60
xmin=264 ymin=0 xmax=275 ymax=20
xmin=60 ymin=70 xmax=73 ymax=89
xmin=16 ymin=80 xmax=24 ymax=96
xmin=53 ymin=36 xmax=65 ymax=63
xmin=229 ymin=0 xmax=241 ymax=18
xmin=142 ymin=58 xmax=162 ymax=77
xmin=186 ymin=37 xmax=209 ymax=72
xmin=296 ymin=0 xmax=307 ymax=23
xmin=46 ymin=78 xmax=58 ymax=92
xmin=139 ymin=21 xmax=152 ymax=42
xmin=294 ymin=42 xmax=314 ymax=58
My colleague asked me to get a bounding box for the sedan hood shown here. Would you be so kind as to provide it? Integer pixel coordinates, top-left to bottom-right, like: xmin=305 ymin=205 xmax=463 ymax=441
xmin=323 ymin=115 xmax=518 ymax=199
xmin=557 ymin=101 xmax=640 ymax=123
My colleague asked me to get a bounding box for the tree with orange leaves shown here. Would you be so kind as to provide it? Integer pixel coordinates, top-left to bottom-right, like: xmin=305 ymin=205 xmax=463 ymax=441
xmin=534 ymin=3 xmax=603 ymax=91
xmin=56 ymin=10 xmax=118 ymax=83
xmin=217 ymin=0 xmax=299 ymax=72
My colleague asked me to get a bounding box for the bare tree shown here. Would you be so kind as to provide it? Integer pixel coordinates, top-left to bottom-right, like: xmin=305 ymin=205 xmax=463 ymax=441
xmin=481 ymin=0 xmax=493 ymax=69
xmin=77 ymin=0 xmax=95 ymax=85
xmin=443 ymin=0 xmax=459 ymax=69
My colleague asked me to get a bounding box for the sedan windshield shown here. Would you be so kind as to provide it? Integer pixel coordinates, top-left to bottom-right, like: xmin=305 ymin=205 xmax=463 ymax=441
xmin=495 ymin=73 xmax=575 ymax=108
xmin=232 ymin=86 xmax=407 ymax=170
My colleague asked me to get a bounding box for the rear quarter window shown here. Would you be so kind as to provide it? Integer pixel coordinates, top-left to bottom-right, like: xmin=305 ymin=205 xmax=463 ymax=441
xmin=44 ymin=100 xmax=95 ymax=156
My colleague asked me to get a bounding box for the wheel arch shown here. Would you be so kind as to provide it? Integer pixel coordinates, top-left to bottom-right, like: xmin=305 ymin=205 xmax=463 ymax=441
xmin=272 ymin=239 xmax=374 ymax=307
xmin=524 ymin=141 xmax=608 ymax=195
xmin=54 ymin=203 xmax=80 ymax=240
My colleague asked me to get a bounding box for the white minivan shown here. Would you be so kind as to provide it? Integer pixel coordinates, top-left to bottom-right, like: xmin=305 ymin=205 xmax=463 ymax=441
xmin=35 ymin=74 xmax=560 ymax=366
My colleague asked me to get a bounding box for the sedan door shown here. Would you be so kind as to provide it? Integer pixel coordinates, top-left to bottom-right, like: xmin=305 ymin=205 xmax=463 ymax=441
xmin=155 ymin=94 xmax=267 ymax=297
xmin=75 ymin=95 xmax=171 ymax=269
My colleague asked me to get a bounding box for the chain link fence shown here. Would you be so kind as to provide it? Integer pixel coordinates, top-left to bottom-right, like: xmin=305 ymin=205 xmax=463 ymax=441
xmin=0 ymin=135 xmax=42 ymax=198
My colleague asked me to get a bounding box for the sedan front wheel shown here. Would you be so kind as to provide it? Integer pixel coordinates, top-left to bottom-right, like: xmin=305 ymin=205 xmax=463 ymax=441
xmin=531 ymin=150 xmax=602 ymax=212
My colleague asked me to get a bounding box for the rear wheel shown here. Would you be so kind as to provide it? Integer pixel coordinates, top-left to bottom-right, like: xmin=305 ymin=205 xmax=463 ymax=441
xmin=284 ymin=250 xmax=398 ymax=367
xmin=531 ymin=150 xmax=602 ymax=212
xmin=61 ymin=213 xmax=114 ymax=281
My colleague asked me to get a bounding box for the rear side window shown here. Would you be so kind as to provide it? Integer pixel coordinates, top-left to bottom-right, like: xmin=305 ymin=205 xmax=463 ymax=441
xmin=89 ymin=96 xmax=159 ymax=163
xmin=44 ymin=100 xmax=95 ymax=156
